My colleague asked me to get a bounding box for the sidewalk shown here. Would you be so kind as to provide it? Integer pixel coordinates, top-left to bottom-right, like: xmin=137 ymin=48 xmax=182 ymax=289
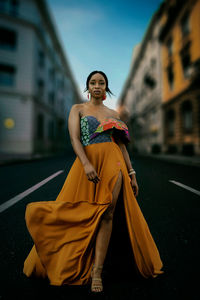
xmin=132 ymin=152 xmax=200 ymax=168
xmin=0 ymin=150 xmax=200 ymax=168
xmin=0 ymin=151 xmax=67 ymax=166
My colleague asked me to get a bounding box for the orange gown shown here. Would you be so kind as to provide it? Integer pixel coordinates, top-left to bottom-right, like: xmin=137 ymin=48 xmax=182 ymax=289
xmin=23 ymin=116 xmax=164 ymax=285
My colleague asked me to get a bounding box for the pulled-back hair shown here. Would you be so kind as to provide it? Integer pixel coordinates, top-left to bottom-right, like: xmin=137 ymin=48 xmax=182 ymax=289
xmin=83 ymin=70 xmax=115 ymax=98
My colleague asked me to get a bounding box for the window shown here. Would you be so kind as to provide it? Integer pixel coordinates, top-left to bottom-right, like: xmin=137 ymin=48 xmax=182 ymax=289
xmin=0 ymin=27 xmax=17 ymax=50
xmin=10 ymin=0 xmax=19 ymax=16
xmin=37 ymin=79 xmax=45 ymax=98
xmin=0 ymin=63 xmax=16 ymax=86
xmin=0 ymin=0 xmax=19 ymax=15
xmin=198 ymin=95 xmax=200 ymax=137
xmin=180 ymin=43 xmax=191 ymax=79
xmin=38 ymin=50 xmax=45 ymax=68
xmin=37 ymin=113 xmax=44 ymax=139
xmin=166 ymin=109 xmax=175 ymax=137
xmin=167 ymin=64 xmax=174 ymax=90
xmin=180 ymin=11 xmax=190 ymax=37
xmin=166 ymin=37 xmax=173 ymax=56
xmin=181 ymin=100 xmax=193 ymax=132
xmin=0 ymin=0 xmax=7 ymax=12
xmin=143 ymin=73 xmax=156 ymax=89
xmin=48 ymin=119 xmax=54 ymax=140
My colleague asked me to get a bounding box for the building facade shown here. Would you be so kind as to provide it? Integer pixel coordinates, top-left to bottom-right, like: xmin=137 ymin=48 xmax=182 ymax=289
xmin=0 ymin=0 xmax=82 ymax=155
xmin=118 ymin=9 xmax=164 ymax=154
xmin=159 ymin=0 xmax=200 ymax=156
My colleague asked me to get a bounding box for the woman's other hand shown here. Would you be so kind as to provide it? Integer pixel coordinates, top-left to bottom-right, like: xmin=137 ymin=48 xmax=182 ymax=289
xmin=83 ymin=162 xmax=101 ymax=184
xmin=130 ymin=175 xmax=139 ymax=197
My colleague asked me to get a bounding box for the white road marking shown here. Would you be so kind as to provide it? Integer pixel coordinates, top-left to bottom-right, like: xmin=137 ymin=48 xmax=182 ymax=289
xmin=169 ymin=180 xmax=200 ymax=196
xmin=0 ymin=170 xmax=64 ymax=213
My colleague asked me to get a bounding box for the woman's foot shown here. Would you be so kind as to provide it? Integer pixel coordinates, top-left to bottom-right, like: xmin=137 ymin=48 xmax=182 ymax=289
xmin=90 ymin=264 xmax=103 ymax=293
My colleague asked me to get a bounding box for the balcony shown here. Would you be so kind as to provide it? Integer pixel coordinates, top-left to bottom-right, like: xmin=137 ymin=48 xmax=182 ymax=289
xmin=143 ymin=72 xmax=157 ymax=89
xmin=159 ymin=0 xmax=188 ymax=42
xmin=188 ymin=59 xmax=200 ymax=88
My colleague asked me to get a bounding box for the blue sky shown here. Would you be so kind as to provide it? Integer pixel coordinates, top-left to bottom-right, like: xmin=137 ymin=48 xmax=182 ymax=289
xmin=47 ymin=0 xmax=163 ymax=109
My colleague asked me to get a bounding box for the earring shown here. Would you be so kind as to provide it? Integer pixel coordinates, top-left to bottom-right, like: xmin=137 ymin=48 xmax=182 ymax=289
xmin=87 ymin=92 xmax=90 ymax=100
xmin=102 ymin=93 xmax=106 ymax=101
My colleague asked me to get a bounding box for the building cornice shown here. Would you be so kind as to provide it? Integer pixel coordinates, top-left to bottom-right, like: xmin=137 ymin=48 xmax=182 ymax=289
xmin=159 ymin=0 xmax=197 ymax=42
xmin=162 ymin=86 xmax=200 ymax=108
xmin=118 ymin=4 xmax=163 ymax=106
xmin=0 ymin=1 xmax=82 ymax=102
xmin=35 ymin=0 xmax=81 ymax=101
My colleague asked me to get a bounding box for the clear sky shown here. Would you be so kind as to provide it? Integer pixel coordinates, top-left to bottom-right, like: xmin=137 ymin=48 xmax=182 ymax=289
xmin=47 ymin=0 xmax=163 ymax=109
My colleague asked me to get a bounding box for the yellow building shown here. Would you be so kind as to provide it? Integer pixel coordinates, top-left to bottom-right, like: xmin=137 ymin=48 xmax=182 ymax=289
xmin=159 ymin=0 xmax=200 ymax=155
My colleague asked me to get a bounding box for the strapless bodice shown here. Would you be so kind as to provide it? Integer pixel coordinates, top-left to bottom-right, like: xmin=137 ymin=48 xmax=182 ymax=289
xmin=80 ymin=115 xmax=130 ymax=146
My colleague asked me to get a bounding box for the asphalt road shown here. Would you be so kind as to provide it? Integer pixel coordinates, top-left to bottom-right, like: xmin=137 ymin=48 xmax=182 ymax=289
xmin=0 ymin=151 xmax=199 ymax=300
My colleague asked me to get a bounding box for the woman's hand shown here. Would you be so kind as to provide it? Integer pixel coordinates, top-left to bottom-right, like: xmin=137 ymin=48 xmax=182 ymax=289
xmin=83 ymin=162 xmax=101 ymax=184
xmin=130 ymin=174 xmax=139 ymax=197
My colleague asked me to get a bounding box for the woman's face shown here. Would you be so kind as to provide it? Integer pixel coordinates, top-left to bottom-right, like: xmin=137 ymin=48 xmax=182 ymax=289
xmin=88 ymin=73 xmax=106 ymax=99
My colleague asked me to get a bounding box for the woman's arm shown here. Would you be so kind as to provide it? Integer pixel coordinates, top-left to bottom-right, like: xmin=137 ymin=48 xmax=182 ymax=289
xmin=68 ymin=104 xmax=90 ymax=166
xmin=117 ymin=141 xmax=135 ymax=176
xmin=111 ymin=110 xmax=138 ymax=196
xmin=117 ymin=141 xmax=139 ymax=197
xmin=68 ymin=104 xmax=100 ymax=184
xmin=111 ymin=110 xmax=135 ymax=174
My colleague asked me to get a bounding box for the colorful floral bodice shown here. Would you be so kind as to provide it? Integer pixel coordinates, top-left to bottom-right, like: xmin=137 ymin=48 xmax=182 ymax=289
xmin=80 ymin=115 xmax=130 ymax=146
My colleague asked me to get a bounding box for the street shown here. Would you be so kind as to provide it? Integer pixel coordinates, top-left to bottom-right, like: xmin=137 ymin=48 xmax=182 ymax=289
xmin=0 ymin=152 xmax=199 ymax=300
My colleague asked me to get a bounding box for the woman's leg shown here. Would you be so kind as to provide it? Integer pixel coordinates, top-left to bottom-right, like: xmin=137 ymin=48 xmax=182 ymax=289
xmin=91 ymin=170 xmax=123 ymax=291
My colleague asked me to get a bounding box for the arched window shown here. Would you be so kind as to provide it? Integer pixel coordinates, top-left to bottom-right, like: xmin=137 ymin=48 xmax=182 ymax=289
xmin=37 ymin=113 xmax=44 ymax=139
xmin=181 ymin=100 xmax=193 ymax=132
xmin=48 ymin=119 xmax=54 ymax=140
xmin=180 ymin=10 xmax=190 ymax=37
xmin=198 ymin=95 xmax=200 ymax=137
xmin=166 ymin=109 xmax=175 ymax=136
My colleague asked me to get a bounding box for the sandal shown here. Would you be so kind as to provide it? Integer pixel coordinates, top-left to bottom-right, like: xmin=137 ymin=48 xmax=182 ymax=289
xmin=90 ymin=264 xmax=103 ymax=293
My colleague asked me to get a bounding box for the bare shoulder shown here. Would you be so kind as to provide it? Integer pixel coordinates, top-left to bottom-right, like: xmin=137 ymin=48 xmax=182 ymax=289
xmin=69 ymin=103 xmax=85 ymax=116
xmin=108 ymin=108 xmax=120 ymax=119
xmin=70 ymin=103 xmax=82 ymax=112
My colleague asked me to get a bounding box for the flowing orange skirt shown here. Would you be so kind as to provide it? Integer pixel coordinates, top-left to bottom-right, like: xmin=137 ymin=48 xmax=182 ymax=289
xmin=23 ymin=141 xmax=164 ymax=285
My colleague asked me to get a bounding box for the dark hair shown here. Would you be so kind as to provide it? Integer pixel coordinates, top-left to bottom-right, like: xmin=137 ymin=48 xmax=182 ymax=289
xmin=83 ymin=70 xmax=115 ymax=98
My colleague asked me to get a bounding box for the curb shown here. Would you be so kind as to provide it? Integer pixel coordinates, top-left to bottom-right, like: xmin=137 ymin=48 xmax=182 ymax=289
xmin=0 ymin=151 xmax=73 ymax=167
xmin=132 ymin=153 xmax=200 ymax=168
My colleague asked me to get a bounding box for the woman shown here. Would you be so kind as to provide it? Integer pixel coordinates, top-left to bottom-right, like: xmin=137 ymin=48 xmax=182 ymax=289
xmin=23 ymin=70 xmax=164 ymax=293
